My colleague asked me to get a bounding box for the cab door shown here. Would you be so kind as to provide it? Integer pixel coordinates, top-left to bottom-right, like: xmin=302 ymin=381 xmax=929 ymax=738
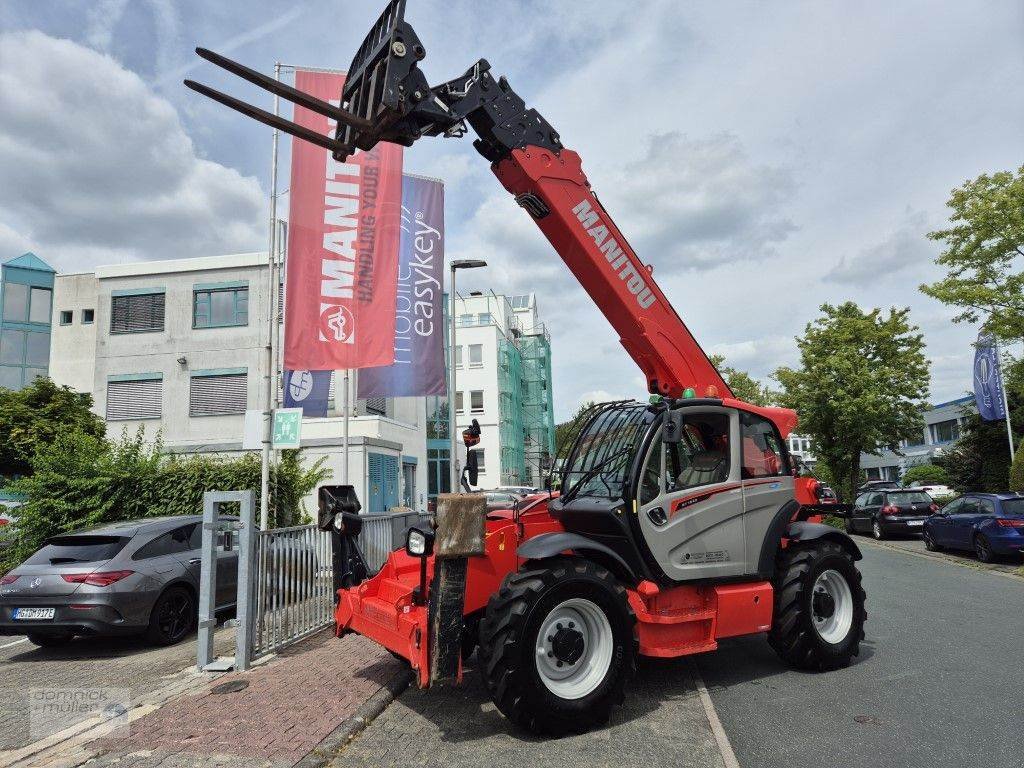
xmin=636 ymin=407 xmax=747 ymax=581
xmin=738 ymin=411 xmax=795 ymax=573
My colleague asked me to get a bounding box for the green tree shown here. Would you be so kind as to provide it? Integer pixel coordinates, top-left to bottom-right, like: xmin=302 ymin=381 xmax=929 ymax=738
xmin=1010 ymin=440 xmax=1024 ymax=492
xmin=775 ymin=302 xmax=929 ymax=503
xmin=900 ymin=463 xmax=951 ymax=487
xmin=920 ymin=166 xmax=1024 ymax=340
xmin=709 ymin=355 xmax=775 ymax=407
xmin=554 ymin=401 xmax=595 ymax=456
xmin=0 ymin=378 xmax=106 ymax=479
xmin=3 ymin=429 xmax=329 ymax=570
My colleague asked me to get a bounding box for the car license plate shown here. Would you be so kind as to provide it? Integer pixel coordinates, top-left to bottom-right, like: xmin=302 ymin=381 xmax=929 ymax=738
xmin=907 ymin=520 xmax=924 ymax=527
xmin=13 ymin=607 xmax=55 ymax=620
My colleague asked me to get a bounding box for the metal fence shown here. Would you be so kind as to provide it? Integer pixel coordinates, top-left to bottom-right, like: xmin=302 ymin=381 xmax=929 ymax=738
xmin=248 ymin=510 xmax=432 ymax=658
xmin=358 ymin=510 xmax=433 ymax=573
xmin=252 ymin=524 xmax=333 ymax=658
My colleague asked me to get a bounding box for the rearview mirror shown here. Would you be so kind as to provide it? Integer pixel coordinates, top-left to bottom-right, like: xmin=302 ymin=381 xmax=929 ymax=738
xmin=663 ymin=411 xmax=684 ymax=444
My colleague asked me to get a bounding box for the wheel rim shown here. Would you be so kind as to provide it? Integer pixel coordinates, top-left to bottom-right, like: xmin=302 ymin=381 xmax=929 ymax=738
xmin=158 ymin=593 xmax=192 ymax=640
xmin=534 ymin=598 xmax=613 ymax=700
xmin=811 ymin=569 xmax=854 ymax=644
xmin=872 ymin=521 xmax=882 ymax=538
xmin=976 ymin=537 xmax=989 ymax=559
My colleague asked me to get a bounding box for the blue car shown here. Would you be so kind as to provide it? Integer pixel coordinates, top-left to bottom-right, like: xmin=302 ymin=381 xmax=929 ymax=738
xmin=923 ymin=493 xmax=1024 ymax=562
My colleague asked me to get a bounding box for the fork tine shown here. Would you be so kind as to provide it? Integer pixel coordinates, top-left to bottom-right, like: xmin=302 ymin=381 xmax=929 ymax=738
xmin=184 ymin=79 xmax=351 ymax=155
xmin=195 ymin=47 xmax=372 ymax=131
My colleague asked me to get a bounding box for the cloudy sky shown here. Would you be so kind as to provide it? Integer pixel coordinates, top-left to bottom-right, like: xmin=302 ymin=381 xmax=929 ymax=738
xmin=1 ymin=0 xmax=1022 ymax=419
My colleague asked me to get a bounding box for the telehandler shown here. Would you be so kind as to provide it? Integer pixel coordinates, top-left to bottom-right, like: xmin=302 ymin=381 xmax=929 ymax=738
xmin=187 ymin=0 xmax=866 ymax=735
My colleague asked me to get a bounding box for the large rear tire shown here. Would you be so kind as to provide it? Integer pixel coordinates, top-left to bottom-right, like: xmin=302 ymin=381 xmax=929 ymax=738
xmin=478 ymin=558 xmax=636 ymax=736
xmin=146 ymin=586 xmax=196 ymax=646
xmin=769 ymin=540 xmax=866 ymax=671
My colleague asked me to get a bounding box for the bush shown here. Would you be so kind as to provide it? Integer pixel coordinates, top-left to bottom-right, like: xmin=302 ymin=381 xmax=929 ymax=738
xmin=901 ymin=464 xmax=951 ymax=487
xmin=1010 ymin=440 xmax=1024 ymax=493
xmin=3 ymin=429 xmax=330 ymax=571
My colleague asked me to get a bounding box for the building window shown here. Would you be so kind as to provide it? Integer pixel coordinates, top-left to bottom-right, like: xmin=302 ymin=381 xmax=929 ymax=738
xmin=189 ymin=370 xmax=248 ymax=416
xmin=458 ymin=313 xmax=473 ymax=326
xmin=475 ymin=449 xmax=486 ymax=471
xmin=0 ymin=366 xmax=21 ymax=390
xmin=29 ymin=288 xmax=52 ymax=324
xmin=930 ymin=419 xmax=960 ymax=444
xmin=194 ymin=285 xmax=249 ymax=328
xmin=2 ymin=283 xmax=30 ymax=322
xmin=0 ymin=330 xmax=25 ymax=366
xmin=82 ymin=308 xmax=95 ymax=324
xmin=59 ymin=310 xmax=73 ymax=325
xmin=110 ymin=291 xmax=165 ymax=334
xmin=454 ymin=345 xmax=463 ymax=368
xmin=478 ymin=313 xmax=491 ymax=325
xmin=468 ymin=344 xmax=483 ymax=367
xmin=455 ymin=391 xmax=464 ymax=413
xmin=470 ymin=390 xmax=484 ymax=413
xmin=0 ymin=329 xmax=49 ymax=388
xmin=511 ymin=295 xmax=529 ymax=309
xmin=365 ymin=397 xmax=386 ymax=416
xmin=106 ymin=375 xmax=163 ymax=420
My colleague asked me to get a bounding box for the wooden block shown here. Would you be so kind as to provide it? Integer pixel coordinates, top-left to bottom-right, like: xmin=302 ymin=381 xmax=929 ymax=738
xmin=434 ymin=494 xmax=486 ymax=558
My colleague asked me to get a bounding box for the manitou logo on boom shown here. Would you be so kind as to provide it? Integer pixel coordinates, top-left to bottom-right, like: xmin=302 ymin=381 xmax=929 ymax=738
xmin=572 ymin=199 xmax=656 ymax=310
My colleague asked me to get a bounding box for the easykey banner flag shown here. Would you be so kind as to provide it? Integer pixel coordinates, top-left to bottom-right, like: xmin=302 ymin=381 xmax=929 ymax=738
xmin=358 ymin=175 xmax=447 ymax=398
xmin=284 ymin=69 xmax=403 ymax=371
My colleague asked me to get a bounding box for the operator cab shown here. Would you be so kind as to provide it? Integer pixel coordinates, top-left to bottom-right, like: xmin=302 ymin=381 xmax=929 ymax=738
xmin=551 ymin=399 xmax=795 ymax=586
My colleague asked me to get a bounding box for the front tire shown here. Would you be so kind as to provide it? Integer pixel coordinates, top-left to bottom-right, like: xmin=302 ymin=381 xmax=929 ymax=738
xmin=478 ymin=558 xmax=636 ymax=736
xmin=769 ymin=540 xmax=866 ymax=671
xmin=146 ymin=586 xmax=196 ymax=646
xmin=923 ymin=529 xmax=941 ymax=552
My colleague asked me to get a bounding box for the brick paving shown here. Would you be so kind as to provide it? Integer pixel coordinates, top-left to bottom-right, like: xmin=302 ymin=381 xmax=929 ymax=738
xmin=81 ymin=631 xmax=403 ymax=768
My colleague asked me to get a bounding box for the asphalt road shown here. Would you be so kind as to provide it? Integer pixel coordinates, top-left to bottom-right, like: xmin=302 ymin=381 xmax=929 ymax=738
xmin=698 ymin=541 xmax=1024 ymax=768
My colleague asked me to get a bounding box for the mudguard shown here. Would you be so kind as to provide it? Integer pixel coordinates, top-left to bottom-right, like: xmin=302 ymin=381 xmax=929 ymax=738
xmin=786 ymin=521 xmax=862 ymax=560
xmin=517 ymin=532 xmax=637 ymax=582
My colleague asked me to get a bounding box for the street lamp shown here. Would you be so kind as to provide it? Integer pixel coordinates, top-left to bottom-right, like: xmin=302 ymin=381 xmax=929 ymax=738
xmin=449 ymin=259 xmax=487 ymax=493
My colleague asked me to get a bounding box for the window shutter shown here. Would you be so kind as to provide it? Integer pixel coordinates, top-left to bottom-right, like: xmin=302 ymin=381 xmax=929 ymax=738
xmin=189 ymin=373 xmax=248 ymax=416
xmin=106 ymin=379 xmax=162 ymax=420
xmin=111 ymin=293 xmax=165 ymax=333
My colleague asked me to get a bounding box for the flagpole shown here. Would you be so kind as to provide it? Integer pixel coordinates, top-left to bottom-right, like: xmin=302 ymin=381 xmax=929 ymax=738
xmin=259 ymin=61 xmax=282 ymax=531
xmin=343 ymin=370 xmax=350 ymax=484
xmin=993 ymin=335 xmax=1016 ymax=460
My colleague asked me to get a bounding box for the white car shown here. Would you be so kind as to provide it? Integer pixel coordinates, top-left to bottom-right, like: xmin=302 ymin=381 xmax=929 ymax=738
xmin=906 ymin=482 xmax=955 ymax=497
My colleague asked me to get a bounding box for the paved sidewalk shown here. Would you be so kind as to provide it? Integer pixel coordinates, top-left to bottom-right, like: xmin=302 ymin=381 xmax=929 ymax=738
xmin=23 ymin=630 xmax=405 ymax=768
xmin=329 ymin=656 xmax=730 ymax=768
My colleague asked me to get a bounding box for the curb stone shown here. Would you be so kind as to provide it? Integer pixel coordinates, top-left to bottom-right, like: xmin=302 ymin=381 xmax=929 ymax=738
xmin=292 ymin=669 xmax=413 ymax=768
xmin=860 ymin=537 xmax=1024 ymax=583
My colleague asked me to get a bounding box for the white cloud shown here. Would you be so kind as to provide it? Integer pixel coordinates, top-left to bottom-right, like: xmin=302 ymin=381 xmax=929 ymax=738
xmin=85 ymin=0 xmax=129 ymax=51
xmin=825 ymin=211 xmax=935 ymax=286
xmin=0 ymin=31 xmax=264 ymax=270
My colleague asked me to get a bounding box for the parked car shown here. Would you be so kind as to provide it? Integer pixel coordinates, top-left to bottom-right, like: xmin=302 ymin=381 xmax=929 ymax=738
xmin=847 ymin=489 xmax=938 ymax=539
xmin=482 ymin=490 xmax=524 ymax=512
xmin=905 ymin=482 xmax=956 ymax=501
xmin=857 ymin=480 xmax=902 ymax=494
xmin=819 ymin=486 xmax=839 ymax=505
xmin=923 ymin=493 xmax=1024 ymax=562
xmin=0 ymin=515 xmax=238 ymax=648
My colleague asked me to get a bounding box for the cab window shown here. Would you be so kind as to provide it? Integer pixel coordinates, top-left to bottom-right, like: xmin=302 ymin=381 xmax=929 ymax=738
xmin=739 ymin=412 xmax=790 ymax=479
xmin=639 ymin=412 xmax=731 ymax=504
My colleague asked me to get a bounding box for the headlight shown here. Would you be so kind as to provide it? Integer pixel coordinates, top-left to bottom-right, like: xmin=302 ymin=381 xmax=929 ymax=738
xmin=405 ymin=525 xmax=434 ymax=558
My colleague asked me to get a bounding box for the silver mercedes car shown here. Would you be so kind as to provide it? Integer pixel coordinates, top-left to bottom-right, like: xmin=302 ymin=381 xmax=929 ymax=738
xmin=0 ymin=515 xmax=238 ymax=648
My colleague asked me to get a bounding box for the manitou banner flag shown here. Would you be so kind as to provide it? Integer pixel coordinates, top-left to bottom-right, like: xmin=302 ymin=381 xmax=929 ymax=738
xmin=283 ymin=369 xmax=331 ymax=417
xmin=358 ymin=175 xmax=446 ymax=398
xmin=973 ymin=331 xmax=1007 ymax=422
xmin=283 ymin=69 xmax=403 ymax=371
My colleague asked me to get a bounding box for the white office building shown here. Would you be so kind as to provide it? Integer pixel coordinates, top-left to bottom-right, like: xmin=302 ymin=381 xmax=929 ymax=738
xmin=49 ymin=252 xmax=430 ymax=515
xmin=451 ymin=292 xmax=555 ymax=489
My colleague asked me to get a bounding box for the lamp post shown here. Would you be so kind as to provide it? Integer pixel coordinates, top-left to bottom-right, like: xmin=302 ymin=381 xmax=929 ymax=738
xmin=449 ymin=259 xmax=487 ymax=493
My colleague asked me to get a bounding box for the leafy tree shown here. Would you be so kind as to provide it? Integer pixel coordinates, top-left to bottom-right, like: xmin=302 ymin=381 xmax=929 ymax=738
xmin=2 ymin=429 xmax=329 ymax=570
xmin=709 ymin=355 xmax=775 ymax=407
xmin=775 ymin=302 xmax=929 ymax=503
xmin=901 ymin=464 xmax=951 ymax=486
xmin=554 ymin=401 xmax=595 ymax=456
xmin=920 ymin=166 xmax=1024 ymax=340
xmin=1010 ymin=440 xmax=1024 ymax=493
xmin=0 ymin=377 xmax=106 ymax=480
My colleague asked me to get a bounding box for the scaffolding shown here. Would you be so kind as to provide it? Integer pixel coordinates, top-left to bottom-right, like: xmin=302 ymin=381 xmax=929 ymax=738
xmin=497 ymin=336 xmax=526 ymax=484
xmin=520 ymin=329 xmax=555 ymax=486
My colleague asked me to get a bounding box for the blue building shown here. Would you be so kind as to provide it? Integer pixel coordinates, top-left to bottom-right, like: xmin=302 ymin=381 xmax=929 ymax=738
xmin=0 ymin=253 xmax=55 ymax=390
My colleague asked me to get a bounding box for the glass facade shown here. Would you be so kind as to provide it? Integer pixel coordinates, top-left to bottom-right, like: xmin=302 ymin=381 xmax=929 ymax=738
xmin=0 ymin=254 xmax=54 ymax=391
